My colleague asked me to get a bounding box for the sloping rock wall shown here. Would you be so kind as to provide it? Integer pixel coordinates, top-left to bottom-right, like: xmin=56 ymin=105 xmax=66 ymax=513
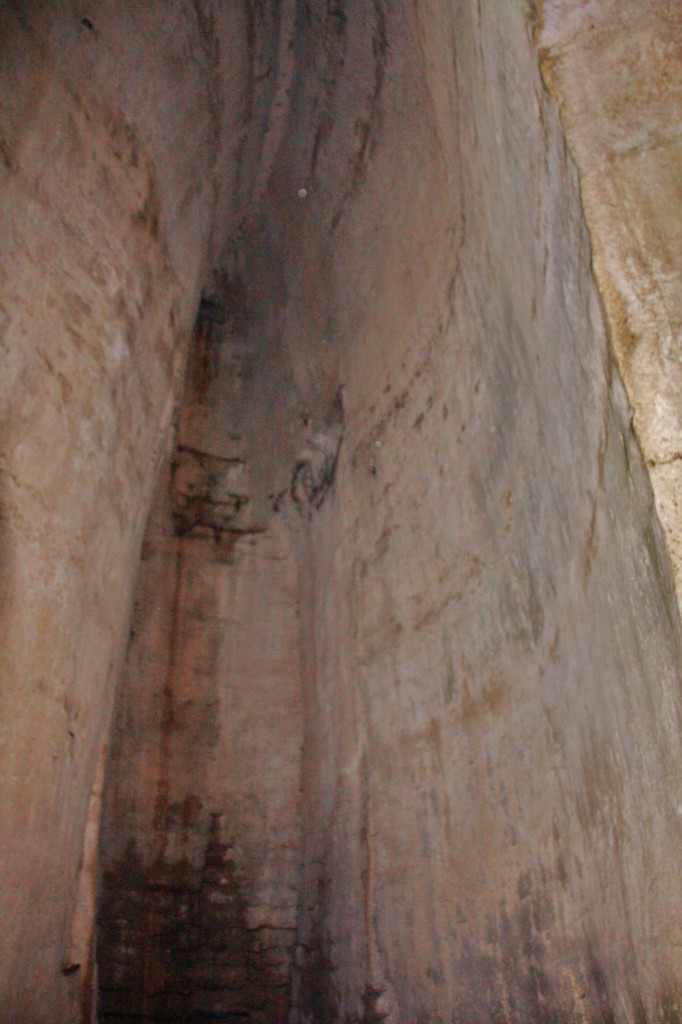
xmin=2 ymin=3 xmax=682 ymax=1023
xmin=0 ymin=2 xmax=288 ymax=1018
xmin=271 ymin=3 xmax=682 ymax=1021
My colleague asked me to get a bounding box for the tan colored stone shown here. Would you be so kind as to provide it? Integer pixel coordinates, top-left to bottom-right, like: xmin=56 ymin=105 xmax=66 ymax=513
xmin=3 ymin=3 xmax=682 ymax=1023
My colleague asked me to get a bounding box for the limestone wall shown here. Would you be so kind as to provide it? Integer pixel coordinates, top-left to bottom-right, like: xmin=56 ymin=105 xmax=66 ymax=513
xmin=98 ymin=259 xmax=306 ymax=1023
xmin=273 ymin=2 xmax=682 ymax=1021
xmin=0 ymin=3 xmax=285 ymax=1018
xmin=2 ymin=2 xmax=682 ymax=1023
xmin=536 ymin=0 xmax=682 ymax=620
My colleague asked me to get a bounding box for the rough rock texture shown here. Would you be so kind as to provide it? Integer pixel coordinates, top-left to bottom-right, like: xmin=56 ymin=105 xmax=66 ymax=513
xmin=0 ymin=2 xmax=289 ymax=1019
xmin=2 ymin=2 xmax=682 ymax=1023
xmin=535 ymin=1 xmax=682 ymax=604
xmin=278 ymin=4 xmax=682 ymax=1022
xmin=98 ymin=275 xmax=307 ymax=1024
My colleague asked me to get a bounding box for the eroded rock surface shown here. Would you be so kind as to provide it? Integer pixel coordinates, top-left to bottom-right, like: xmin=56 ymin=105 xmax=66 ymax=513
xmin=1 ymin=2 xmax=682 ymax=1023
xmin=536 ymin=0 xmax=682 ymax=599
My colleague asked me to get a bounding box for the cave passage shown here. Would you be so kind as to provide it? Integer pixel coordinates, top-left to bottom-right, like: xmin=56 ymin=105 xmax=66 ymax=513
xmin=2 ymin=2 xmax=682 ymax=1023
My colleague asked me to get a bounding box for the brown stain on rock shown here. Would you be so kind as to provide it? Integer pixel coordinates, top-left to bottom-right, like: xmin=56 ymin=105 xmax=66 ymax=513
xmin=460 ymin=676 xmax=510 ymax=728
xmin=98 ymin=817 xmax=293 ymax=1024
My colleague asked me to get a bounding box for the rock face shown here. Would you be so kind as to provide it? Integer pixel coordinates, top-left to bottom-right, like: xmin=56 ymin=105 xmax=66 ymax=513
xmin=98 ymin=272 xmax=306 ymax=1024
xmin=2 ymin=2 xmax=682 ymax=1023
xmin=536 ymin=0 xmax=682 ymax=607
xmin=0 ymin=3 xmax=289 ymax=1019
